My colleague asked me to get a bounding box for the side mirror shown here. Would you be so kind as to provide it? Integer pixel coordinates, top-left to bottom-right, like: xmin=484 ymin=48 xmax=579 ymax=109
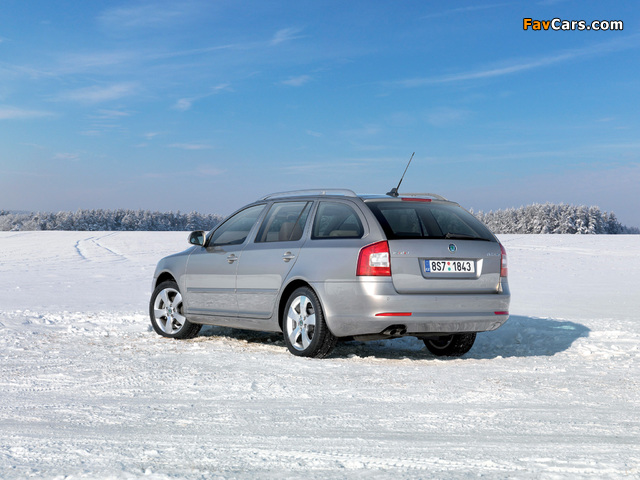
xmin=188 ymin=230 xmax=206 ymax=247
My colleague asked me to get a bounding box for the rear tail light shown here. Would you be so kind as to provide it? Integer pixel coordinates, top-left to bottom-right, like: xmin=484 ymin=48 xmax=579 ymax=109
xmin=499 ymin=242 xmax=508 ymax=278
xmin=357 ymin=241 xmax=391 ymax=276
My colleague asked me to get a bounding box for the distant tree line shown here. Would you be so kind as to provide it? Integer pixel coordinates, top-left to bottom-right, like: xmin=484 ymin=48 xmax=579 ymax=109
xmin=1 ymin=203 xmax=637 ymax=234
xmin=0 ymin=209 xmax=223 ymax=232
xmin=472 ymin=203 xmax=639 ymax=234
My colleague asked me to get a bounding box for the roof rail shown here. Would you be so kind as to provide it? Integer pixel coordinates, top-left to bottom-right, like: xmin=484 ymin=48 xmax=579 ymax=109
xmin=260 ymin=189 xmax=358 ymax=200
xmin=397 ymin=192 xmax=449 ymax=201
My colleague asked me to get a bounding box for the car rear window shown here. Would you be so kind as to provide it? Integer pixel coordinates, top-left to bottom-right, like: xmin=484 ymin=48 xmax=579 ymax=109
xmin=365 ymin=201 xmax=495 ymax=241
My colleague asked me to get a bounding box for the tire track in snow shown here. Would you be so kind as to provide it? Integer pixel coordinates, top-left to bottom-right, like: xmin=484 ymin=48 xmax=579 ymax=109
xmin=91 ymin=233 xmax=129 ymax=261
xmin=74 ymin=237 xmax=92 ymax=261
xmin=74 ymin=233 xmax=128 ymax=262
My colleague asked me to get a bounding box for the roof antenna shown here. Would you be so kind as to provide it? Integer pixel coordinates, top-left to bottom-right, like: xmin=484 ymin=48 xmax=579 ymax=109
xmin=386 ymin=152 xmax=414 ymax=197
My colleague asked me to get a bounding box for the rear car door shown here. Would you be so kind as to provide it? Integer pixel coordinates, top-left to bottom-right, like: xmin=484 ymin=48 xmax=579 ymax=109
xmin=236 ymin=201 xmax=312 ymax=318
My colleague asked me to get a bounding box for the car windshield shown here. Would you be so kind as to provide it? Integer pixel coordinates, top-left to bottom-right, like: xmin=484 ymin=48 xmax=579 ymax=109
xmin=365 ymin=200 xmax=495 ymax=241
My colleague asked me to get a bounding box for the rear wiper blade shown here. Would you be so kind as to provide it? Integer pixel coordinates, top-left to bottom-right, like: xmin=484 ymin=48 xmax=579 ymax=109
xmin=444 ymin=233 xmax=492 ymax=241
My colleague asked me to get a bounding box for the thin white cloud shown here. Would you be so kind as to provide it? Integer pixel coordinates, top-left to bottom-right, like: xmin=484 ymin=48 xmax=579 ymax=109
xmin=351 ymin=143 xmax=388 ymax=152
xmin=306 ymin=130 xmax=323 ymax=138
xmin=270 ymin=27 xmax=304 ymax=46
xmin=393 ymin=37 xmax=640 ymax=87
xmin=56 ymin=51 xmax=140 ymax=74
xmin=20 ymin=143 xmax=47 ymax=149
xmin=422 ymin=3 xmax=511 ymax=19
xmin=90 ymin=109 xmax=132 ymax=119
xmin=142 ymin=166 xmax=224 ymax=178
xmin=173 ymin=98 xmax=193 ymax=111
xmin=537 ymin=0 xmax=570 ymax=5
xmin=425 ymin=107 xmax=470 ymax=127
xmin=0 ymin=60 xmax=51 ymax=80
xmin=151 ymin=43 xmax=243 ymax=61
xmin=196 ymin=166 xmax=224 ymax=176
xmin=0 ymin=106 xmax=54 ymax=120
xmin=211 ymin=83 xmax=231 ymax=93
xmin=168 ymin=143 xmax=213 ymax=150
xmin=3 ymin=25 xmax=304 ymax=86
xmin=173 ymin=84 xmax=231 ymax=111
xmin=283 ymin=161 xmax=368 ymax=174
xmin=0 ymin=50 xmax=140 ymax=80
xmin=426 ymin=141 xmax=640 ymax=167
xmin=396 ymin=54 xmax=574 ymax=87
xmin=98 ymin=4 xmax=191 ymax=28
xmin=281 ymin=75 xmax=311 ymax=87
xmin=53 ymin=152 xmax=80 ymax=161
xmin=58 ymin=83 xmax=138 ymax=104
xmin=341 ymin=124 xmax=382 ymax=138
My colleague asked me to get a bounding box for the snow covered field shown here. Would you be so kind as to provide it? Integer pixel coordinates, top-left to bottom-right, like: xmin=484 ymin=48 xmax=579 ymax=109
xmin=1 ymin=232 xmax=639 ymax=479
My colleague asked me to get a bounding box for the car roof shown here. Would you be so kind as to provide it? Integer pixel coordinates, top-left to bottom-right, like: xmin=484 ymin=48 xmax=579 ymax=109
xmin=258 ymin=189 xmax=456 ymax=204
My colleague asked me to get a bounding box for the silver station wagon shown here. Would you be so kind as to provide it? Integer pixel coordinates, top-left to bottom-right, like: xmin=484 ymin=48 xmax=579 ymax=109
xmin=150 ymin=189 xmax=510 ymax=358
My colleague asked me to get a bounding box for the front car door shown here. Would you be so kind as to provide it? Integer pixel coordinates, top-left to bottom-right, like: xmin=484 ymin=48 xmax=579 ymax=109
xmin=184 ymin=204 xmax=266 ymax=318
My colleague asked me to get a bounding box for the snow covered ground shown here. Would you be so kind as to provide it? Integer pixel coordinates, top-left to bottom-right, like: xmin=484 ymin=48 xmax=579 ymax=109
xmin=1 ymin=232 xmax=639 ymax=479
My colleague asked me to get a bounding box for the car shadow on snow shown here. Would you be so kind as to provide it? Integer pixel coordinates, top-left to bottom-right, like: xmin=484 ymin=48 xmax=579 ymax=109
xmin=199 ymin=326 xmax=285 ymax=345
xmin=330 ymin=316 xmax=590 ymax=360
xmin=196 ymin=315 xmax=590 ymax=361
xmin=464 ymin=315 xmax=590 ymax=360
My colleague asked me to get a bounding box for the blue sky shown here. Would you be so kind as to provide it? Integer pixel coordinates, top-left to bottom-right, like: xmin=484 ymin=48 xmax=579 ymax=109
xmin=1 ymin=0 xmax=639 ymax=226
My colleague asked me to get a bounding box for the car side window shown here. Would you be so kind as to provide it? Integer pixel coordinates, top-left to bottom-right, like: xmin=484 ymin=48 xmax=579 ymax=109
xmin=255 ymin=201 xmax=311 ymax=243
xmin=208 ymin=204 xmax=265 ymax=246
xmin=311 ymin=202 xmax=364 ymax=239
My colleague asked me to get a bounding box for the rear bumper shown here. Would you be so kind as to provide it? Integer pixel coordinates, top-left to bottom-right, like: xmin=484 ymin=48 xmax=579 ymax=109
xmin=312 ymin=278 xmax=511 ymax=338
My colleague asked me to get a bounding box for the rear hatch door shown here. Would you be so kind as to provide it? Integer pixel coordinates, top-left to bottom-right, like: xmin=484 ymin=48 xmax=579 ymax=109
xmin=388 ymin=238 xmax=501 ymax=294
xmin=365 ymin=199 xmax=502 ymax=294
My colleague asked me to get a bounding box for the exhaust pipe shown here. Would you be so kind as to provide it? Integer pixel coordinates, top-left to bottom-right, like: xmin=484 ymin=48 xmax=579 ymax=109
xmin=381 ymin=325 xmax=407 ymax=337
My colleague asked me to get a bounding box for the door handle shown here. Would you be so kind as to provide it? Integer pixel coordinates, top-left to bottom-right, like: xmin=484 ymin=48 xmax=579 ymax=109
xmin=282 ymin=251 xmax=296 ymax=262
xmin=227 ymin=254 xmax=238 ymax=264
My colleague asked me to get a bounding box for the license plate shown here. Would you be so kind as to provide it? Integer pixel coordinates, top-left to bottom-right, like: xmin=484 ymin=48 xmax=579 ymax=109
xmin=425 ymin=259 xmax=475 ymax=273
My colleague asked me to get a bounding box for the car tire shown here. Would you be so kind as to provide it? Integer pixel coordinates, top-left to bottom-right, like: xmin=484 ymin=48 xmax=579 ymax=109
xmin=423 ymin=333 xmax=476 ymax=357
xmin=283 ymin=287 xmax=337 ymax=358
xmin=149 ymin=281 xmax=201 ymax=339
